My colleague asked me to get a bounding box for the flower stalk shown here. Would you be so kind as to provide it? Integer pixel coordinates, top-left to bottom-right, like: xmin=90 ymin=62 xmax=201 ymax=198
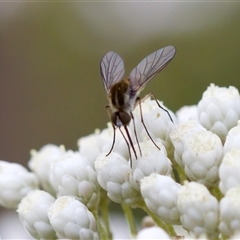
xmin=121 ymin=203 xmax=137 ymax=238
xmin=99 ymin=190 xmax=112 ymax=240
xmin=141 ymin=203 xmax=176 ymax=236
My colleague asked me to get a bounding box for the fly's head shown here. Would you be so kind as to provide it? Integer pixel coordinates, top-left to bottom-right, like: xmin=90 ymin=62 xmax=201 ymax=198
xmin=111 ymin=110 xmax=131 ymax=127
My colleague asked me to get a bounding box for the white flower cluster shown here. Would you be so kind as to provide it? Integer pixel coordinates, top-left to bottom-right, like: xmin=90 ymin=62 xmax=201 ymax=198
xmin=1 ymin=83 xmax=240 ymax=239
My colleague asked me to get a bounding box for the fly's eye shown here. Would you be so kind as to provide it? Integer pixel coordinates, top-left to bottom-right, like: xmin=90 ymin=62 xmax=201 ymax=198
xmin=111 ymin=111 xmax=131 ymax=127
xmin=118 ymin=111 xmax=131 ymax=126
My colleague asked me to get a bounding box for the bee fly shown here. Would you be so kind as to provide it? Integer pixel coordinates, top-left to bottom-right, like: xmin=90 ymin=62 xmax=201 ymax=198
xmin=100 ymin=46 xmax=176 ymax=166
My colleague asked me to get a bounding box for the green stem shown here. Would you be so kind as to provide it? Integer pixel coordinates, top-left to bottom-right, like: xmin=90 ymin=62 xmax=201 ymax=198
xmin=173 ymin=163 xmax=186 ymax=184
xmin=163 ymin=222 xmax=176 ymax=237
xmin=220 ymin=234 xmax=228 ymax=240
xmin=210 ymin=185 xmax=223 ymax=201
xmin=121 ymin=203 xmax=137 ymax=238
xmin=99 ymin=190 xmax=112 ymax=240
xmin=141 ymin=204 xmax=176 ymax=237
xmin=92 ymin=208 xmax=109 ymax=240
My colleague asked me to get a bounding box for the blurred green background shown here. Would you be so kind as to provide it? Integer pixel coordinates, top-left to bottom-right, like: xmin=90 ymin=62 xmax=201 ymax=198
xmin=1 ymin=2 xmax=240 ymax=167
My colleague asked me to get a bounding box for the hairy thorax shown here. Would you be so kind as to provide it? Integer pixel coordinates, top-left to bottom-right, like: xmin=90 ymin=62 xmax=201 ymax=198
xmin=109 ymin=79 xmax=131 ymax=111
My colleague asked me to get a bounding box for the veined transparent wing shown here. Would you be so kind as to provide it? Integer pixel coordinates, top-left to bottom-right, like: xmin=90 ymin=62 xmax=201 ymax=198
xmin=100 ymin=51 xmax=125 ymax=93
xmin=128 ymin=46 xmax=176 ymax=95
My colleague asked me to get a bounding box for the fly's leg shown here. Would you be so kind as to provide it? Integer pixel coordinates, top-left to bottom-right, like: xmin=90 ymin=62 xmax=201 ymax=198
xmin=119 ymin=126 xmax=136 ymax=168
xmin=142 ymin=93 xmax=174 ymax=123
xmin=105 ymin=106 xmax=116 ymax=157
xmin=130 ymin=111 xmax=142 ymax=157
xmin=105 ymin=106 xmax=136 ymax=168
xmin=136 ymin=97 xmax=160 ymax=150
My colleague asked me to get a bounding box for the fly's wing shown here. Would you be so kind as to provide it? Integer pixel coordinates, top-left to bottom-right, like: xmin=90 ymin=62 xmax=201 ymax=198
xmin=100 ymin=51 xmax=125 ymax=94
xmin=128 ymin=46 xmax=176 ymax=96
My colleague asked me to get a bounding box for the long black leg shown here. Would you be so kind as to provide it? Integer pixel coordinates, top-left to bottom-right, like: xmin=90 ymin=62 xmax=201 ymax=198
xmin=142 ymin=93 xmax=174 ymax=123
xmin=123 ymin=125 xmax=137 ymax=168
xmin=118 ymin=127 xmax=133 ymax=168
xmin=105 ymin=105 xmax=138 ymax=168
xmin=106 ymin=123 xmax=116 ymax=157
xmin=105 ymin=106 xmax=116 ymax=157
xmin=130 ymin=111 xmax=142 ymax=157
xmin=136 ymin=97 xmax=160 ymax=150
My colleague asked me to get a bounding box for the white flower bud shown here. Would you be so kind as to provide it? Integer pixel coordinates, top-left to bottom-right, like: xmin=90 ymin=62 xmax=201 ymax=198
xmin=176 ymin=105 xmax=198 ymax=123
xmin=140 ymin=173 xmax=181 ymax=224
xmin=17 ymin=190 xmax=56 ymax=239
xmin=182 ymin=130 xmax=223 ymax=187
xmin=131 ymin=98 xmax=175 ymax=155
xmin=197 ymin=84 xmax=240 ymax=142
xmin=0 ymin=160 xmax=39 ymax=209
xmin=136 ymin=226 xmax=170 ymax=239
xmin=177 ymin=181 xmax=219 ymax=239
xmin=130 ymin=141 xmax=172 ymax=190
xmin=170 ymin=119 xmax=206 ymax=167
xmin=79 ymin=124 xmax=129 ymax=162
xmin=219 ymin=187 xmax=240 ymax=237
xmin=224 ymin=121 xmax=240 ymax=154
xmin=28 ymin=144 xmax=66 ymax=195
xmin=141 ymin=216 xmax=155 ymax=228
xmin=49 ymin=151 xmax=100 ymax=210
xmin=219 ymin=148 xmax=240 ymax=195
xmin=95 ymin=152 xmax=142 ymax=208
xmin=78 ymin=129 xmax=102 ymax=166
xmin=48 ymin=196 xmax=99 ymax=239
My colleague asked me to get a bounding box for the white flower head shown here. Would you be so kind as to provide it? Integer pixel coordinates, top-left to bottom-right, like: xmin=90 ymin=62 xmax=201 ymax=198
xmin=197 ymin=84 xmax=240 ymax=142
xmin=48 ymin=196 xmax=99 ymax=239
xmin=28 ymin=144 xmax=66 ymax=195
xmin=170 ymin=119 xmax=206 ymax=167
xmin=95 ymin=152 xmax=142 ymax=208
xmin=141 ymin=216 xmax=155 ymax=228
xmin=219 ymin=148 xmax=240 ymax=195
xmin=219 ymin=187 xmax=240 ymax=237
xmin=0 ymin=160 xmax=39 ymax=209
xmin=77 ymin=129 xmax=102 ymax=166
xmin=176 ymin=105 xmax=198 ymax=123
xmin=224 ymin=120 xmax=240 ymax=154
xmin=177 ymin=181 xmax=219 ymax=239
xmin=4 ymin=83 xmax=240 ymax=239
xmin=140 ymin=173 xmax=181 ymax=224
xmin=49 ymin=150 xmax=100 ymax=210
xmin=17 ymin=190 xmax=56 ymax=239
xmin=136 ymin=226 xmax=170 ymax=239
xmin=182 ymin=130 xmax=223 ymax=187
xmin=130 ymin=140 xmax=172 ymax=190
